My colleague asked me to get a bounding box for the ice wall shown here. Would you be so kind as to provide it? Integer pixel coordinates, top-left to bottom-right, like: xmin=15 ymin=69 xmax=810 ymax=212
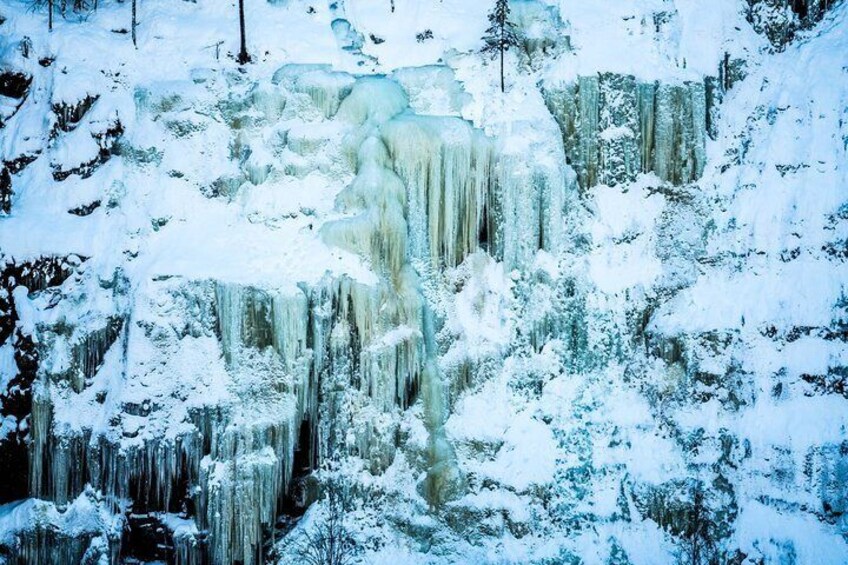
xmin=544 ymin=73 xmax=710 ymax=189
xmin=381 ymin=114 xmax=493 ymax=269
xmin=494 ymin=120 xmax=573 ymax=270
xmin=0 ymin=493 xmax=122 ymax=564
xmin=24 ymin=274 xmax=428 ymax=563
xmin=323 ymin=74 xmax=476 ymax=503
xmin=15 ymin=63 xmax=577 ymax=562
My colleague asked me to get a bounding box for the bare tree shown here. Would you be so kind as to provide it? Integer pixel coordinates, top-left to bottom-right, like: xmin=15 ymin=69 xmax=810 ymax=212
xmin=481 ymin=0 xmax=518 ymax=93
xmin=290 ymin=479 xmax=356 ymax=565
xmin=27 ymin=0 xmax=54 ymax=31
xmin=237 ymin=0 xmax=250 ymax=64
xmin=684 ymin=486 xmax=719 ymax=565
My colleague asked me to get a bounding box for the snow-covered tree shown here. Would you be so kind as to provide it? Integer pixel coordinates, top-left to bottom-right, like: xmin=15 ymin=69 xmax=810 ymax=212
xmin=481 ymin=0 xmax=518 ymax=93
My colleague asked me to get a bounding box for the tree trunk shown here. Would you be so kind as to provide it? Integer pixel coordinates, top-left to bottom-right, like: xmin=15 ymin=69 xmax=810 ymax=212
xmin=499 ymin=42 xmax=505 ymax=92
xmin=238 ymin=0 xmax=250 ymax=64
xmin=132 ymin=0 xmax=137 ymax=48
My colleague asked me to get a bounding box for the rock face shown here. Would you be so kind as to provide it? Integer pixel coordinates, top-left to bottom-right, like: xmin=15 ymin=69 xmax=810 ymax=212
xmin=746 ymin=0 xmax=839 ymax=46
xmin=0 ymin=70 xmax=31 ymax=129
xmin=544 ymin=74 xmax=710 ymax=189
xmin=0 ymin=256 xmax=81 ymax=504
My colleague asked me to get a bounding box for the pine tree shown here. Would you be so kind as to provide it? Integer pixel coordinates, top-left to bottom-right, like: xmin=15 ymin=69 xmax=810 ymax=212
xmin=131 ymin=0 xmax=137 ymax=47
xmin=237 ymin=0 xmax=250 ymax=65
xmin=481 ymin=0 xmax=518 ymax=93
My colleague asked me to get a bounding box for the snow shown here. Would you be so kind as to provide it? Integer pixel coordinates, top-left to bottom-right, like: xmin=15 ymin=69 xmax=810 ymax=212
xmin=588 ymin=178 xmax=666 ymax=293
xmin=550 ymin=0 xmax=765 ymax=81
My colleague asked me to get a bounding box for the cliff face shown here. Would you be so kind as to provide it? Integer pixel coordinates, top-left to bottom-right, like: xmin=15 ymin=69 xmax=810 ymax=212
xmin=0 ymin=1 xmax=846 ymax=564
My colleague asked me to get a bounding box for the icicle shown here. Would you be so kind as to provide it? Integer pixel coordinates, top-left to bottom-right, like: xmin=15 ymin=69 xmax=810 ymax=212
xmin=638 ymin=82 xmax=656 ymax=174
xmin=577 ymin=75 xmax=600 ymax=189
xmin=321 ymin=136 xmax=409 ymax=281
xmin=654 ymin=82 xmax=707 ymax=184
xmin=653 ymin=83 xmax=677 ymax=183
xmin=381 ymin=114 xmax=494 ymax=268
xmin=271 ymin=289 xmax=309 ymax=374
xmin=71 ymin=318 xmax=123 ymax=393
xmin=544 ymin=74 xmax=709 ymax=188
xmin=420 ymin=305 xmax=465 ymax=506
xmin=10 ymin=491 xmax=122 ymax=565
xmin=27 ymin=387 xmax=51 ymax=499
xmin=688 ymin=81 xmax=708 ymax=181
xmin=214 ymin=283 xmax=277 ymax=366
xmin=200 ymin=410 xmax=299 ymax=565
xmin=359 ymin=269 xmax=423 ymax=411
xmin=598 ymin=73 xmax=640 ymax=186
xmin=495 ymin=127 xmax=572 ymax=269
xmin=172 ymin=530 xmax=205 ymax=565
xmin=290 ymin=69 xmax=356 ymax=119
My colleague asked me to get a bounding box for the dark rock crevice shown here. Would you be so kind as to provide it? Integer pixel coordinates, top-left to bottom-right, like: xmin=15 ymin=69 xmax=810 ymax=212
xmin=0 ymin=256 xmax=81 ymax=503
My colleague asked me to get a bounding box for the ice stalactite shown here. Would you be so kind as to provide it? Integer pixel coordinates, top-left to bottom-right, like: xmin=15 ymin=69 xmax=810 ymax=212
xmin=70 ymin=317 xmax=124 ymax=393
xmin=420 ymin=305 xmax=465 ymax=506
xmin=200 ymin=420 xmax=298 ymax=565
xmin=249 ymin=82 xmax=288 ymax=123
xmin=494 ymin=122 xmax=573 ymax=269
xmin=310 ymin=276 xmax=423 ymax=418
xmin=0 ymin=491 xmax=123 ymax=565
xmin=29 ymin=407 xmax=203 ymax=513
xmin=0 ymin=256 xmax=82 ymax=503
xmin=598 ymin=74 xmax=641 ymax=186
xmin=27 ymin=272 xmax=428 ymax=564
xmin=172 ymin=527 xmax=205 ymax=565
xmin=651 ymin=82 xmax=708 ymax=186
xmin=638 ymin=82 xmax=657 ymax=176
xmin=322 ymin=136 xmax=410 ymax=282
xmin=381 ymin=114 xmax=494 ymax=269
xmin=209 ymin=278 xmax=425 ymax=561
xmin=20 ymin=67 xmax=572 ymax=562
xmin=15 ymin=529 xmax=114 ymax=565
xmin=544 ymin=73 xmax=711 ymax=188
xmin=328 ymin=70 xmax=560 ymax=273
xmin=27 ymin=387 xmax=51 ymax=502
xmin=207 ymin=284 xmax=310 ymax=565
xmin=322 ymin=75 xmax=467 ymax=502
